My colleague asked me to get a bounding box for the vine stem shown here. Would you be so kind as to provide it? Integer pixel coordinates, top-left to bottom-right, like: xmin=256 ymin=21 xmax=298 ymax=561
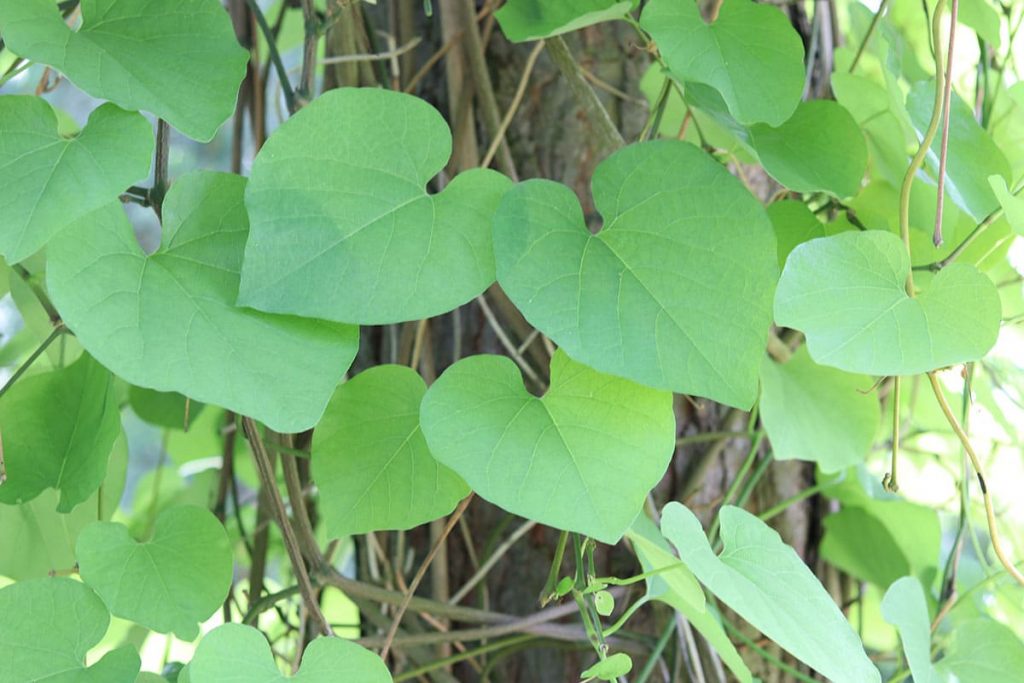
xmin=848 ymin=0 xmax=889 ymax=74
xmin=933 ymin=0 xmax=959 ymax=246
xmin=898 ymin=0 xmax=948 ymax=296
xmin=0 ymin=323 xmax=65 ymax=401
xmin=546 ymin=36 xmax=625 ymax=156
xmin=927 ymin=372 xmax=1024 ymax=587
xmin=241 ymin=417 xmax=333 ymax=636
xmin=481 ymin=39 xmax=545 ymax=169
xmin=886 ymin=376 xmax=902 ymax=493
xmin=244 ymin=0 xmax=297 ymax=112
xmin=379 ymin=494 xmax=474 ymax=660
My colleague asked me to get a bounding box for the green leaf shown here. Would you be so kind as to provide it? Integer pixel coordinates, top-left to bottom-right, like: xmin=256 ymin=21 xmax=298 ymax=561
xmin=0 ymin=578 xmax=140 ymax=682
xmin=661 ymin=503 xmax=880 ymax=683
xmin=76 ymin=506 xmax=232 ymax=641
xmin=759 ymin=347 xmax=880 ymax=473
xmin=46 ymin=171 xmax=359 ymax=432
xmin=906 ymin=81 xmax=1011 ymax=222
xmin=627 ymin=516 xmax=752 ymax=683
xmin=0 ymin=353 xmax=119 ymax=511
xmin=0 ymin=96 xmax=152 ymax=263
xmin=831 ymin=72 xmax=912 ymax=188
xmin=496 ymin=0 xmax=634 ymax=42
xmin=768 ymin=201 xmax=827 ymax=269
xmin=494 ymin=140 xmax=777 ymax=408
xmin=188 ymin=623 xmax=393 ymax=683
xmin=129 ymin=386 xmax=205 ymax=431
xmin=938 ymin=618 xmax=1024 ymax=683
xmin=989 ymin=176 xmax=1024 ymax=236
xmin=0 ymin=0 xmax=249 ymax=141
xmin=593 ymin=590 xmax=614 ymax=616
xmin=749 ymin=101 xmax=867 ymax=197
xmin=774 ymin=230 xmax=1000 ymax=376
xmin=312 ymin=365 xmax=470 ymax=537
xmin=0 ymin=431 xmax=127 ymax=580
xmin=420 ymin=350 xmax=675 ymax=544
xmin=640 ymin=0 xmax=804 ymax=126
xmin=881 ymin=577 xmax=943 ymax=683
xmin=581 ymin=653 xmax=632 ymax=681
xmin=239 ymin=88 xmax=512 ymax=325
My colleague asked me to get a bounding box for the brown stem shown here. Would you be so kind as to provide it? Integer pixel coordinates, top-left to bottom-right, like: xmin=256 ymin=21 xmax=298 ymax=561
xmin=934 ymin=0 xmax=959 ymax=246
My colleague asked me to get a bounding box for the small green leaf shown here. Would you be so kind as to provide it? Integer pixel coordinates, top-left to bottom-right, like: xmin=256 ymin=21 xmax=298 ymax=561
xmin=768 ymin=201 xmax=827 ymax=269
xmin=188 ymin=623 xmax=393 ymax=683
xmin=759 ymin=348 xmax=880 ymax=473
xmin=239 ymin=88 xmax=512 ymax=325
xmin=496 ymin=0 xmax=635 ymax=42
xmin=0 ymin=578 xmax=140 ymax=682
xmin=313 ymin=365 xmax=470 ymax=537
xmin=640 ymin=0 xmax=804 ymax=126
xmin=989 ymin=175 xmax=1024 ymax=235
xmin=494 ymin=140 xmax=778 ymax=408
xmin=47 ymin=172 xmax=359 ymax=432
xmin=628 ymin=515 xmax=751 ymax=683
xmin=76 ymin=506 xmax=232 ymax=641
xmin=0 ymin=0 xmax=249 ymax=141
xmin=0 ymin=432 xmax=127 ymax=580
xmin=420 ymin=350 xmax=675 ymax=544
xmin=556 ymin=576 xmax=575 ymax=598
xmin=581 ymin=653 xmax=632 ymax=681
xmin=907 ymin=81 xmax=1011 ymax=222
xmin=749 ymin=101 xmax=868 ymax=197
xmin=881 ymin=577 xmax=943 ymax=683
xmin=593 ymin=590 xmax=614 ymax=616
xmin=0 ymin=354 xmax=119 ymax=511
xmin=129 ymin=386 xmax=205 ymax=431
xmin=775 ymin=231 xmax=1000 ymax=376
xmin=0 ymin=96 xmax=152 ymax=263
xmin=661 ymin=503 xmax=880 ymax=683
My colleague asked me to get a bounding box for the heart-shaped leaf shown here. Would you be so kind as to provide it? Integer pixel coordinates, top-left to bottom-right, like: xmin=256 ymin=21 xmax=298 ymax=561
xmin=881 ymin=577 xmax=943 ymax=683
xmin=0 ymin=353 xmax=119 ymax=511
xmin=494 ymin=140 xmax=777 ymax=408
xmin=420 ymin=350 xmax=675 ymax=544
xmin=0 ymin=0 xmax=248 ymax=141
xmin=0 ymin=578 xmax=140 ymax=683
xmin=0 ymin=432 xmax=127 ymax=580
xmin=188 ymin=623 xmax=393 ymax=683
xmin=313 ymin=365 xmax=470 ymax=537
xmin=47 ymin=171 xmax=358 ymax=432
xmin=0 ymin=96 xmax=152 ymax=263
xmin=749 ymin=101 xmax=867 ymax=197
xmin=76 ymin=505 xmax=232 ymax=640
xmin=759 ymin=347 xmax=880 ymax=473
xmin=640 ymin=0 xmax=804 ymax=126
xmin=774 ymin=231 xmax=1000 ymax=376
xmin=661 ymin=503 xmax=880 ymax=683
xmin=496 ymin=0 xmax=635 ymax=41
xmin=239 ymin=88 xmax=512 ymax=324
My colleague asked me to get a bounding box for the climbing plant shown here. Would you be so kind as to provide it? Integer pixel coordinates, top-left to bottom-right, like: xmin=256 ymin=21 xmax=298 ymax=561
xmin=1 ymin=0 xmax=1023 ymax=681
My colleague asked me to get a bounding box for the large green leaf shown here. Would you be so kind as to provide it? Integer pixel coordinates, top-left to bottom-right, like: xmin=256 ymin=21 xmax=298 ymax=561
xmin=496 ymin=0 xmax=635 ymax=41
xmin=0 ymin=0 xmax=248 ymax=141
xmin=661 ymin=503 xmax=880 ymax=683
xmin=494 ymin=140 xmax=777 ymax=408
xmin=938 ymin=618 xmax=1024 ymax=682
xmin=47 ymin=172 xmax=358 ymax=432
xmin=881 ymin=577 xmax=942 ymax=683
xmin=749 ymin=101 xmax=867 ymax=197
xmin=0 ymin=432 xmax=127 ymax=581
xmin=906 ymin=82 xmax=1011 ymax=223
xmin=627 ymin=516 xmax=752 ymax=683
xmin=0 ymin=354 xmax=119 ymax=511
xmin=774 ymin=231 xmax=1000 ymax=376
xmin=239 ymin=88 xmax=512 ymax=325
xmin=0 ymin=97 xmax=152 ymax=263
xmin=188 ymin=623 xmax=392 ymax=683
xmin=313 ymin=365 xmax=469 ymax=537
xmin=759 ymin=347 xmax=879 ymax=472
xmin=420 ymin=350 xmax=675 ymax=544
xmin=0 ymin=578 xmax=140 ymax=682
xmin=640 ymin=0 xmax=804 ymax=126
xmin=76 ymin=506 xmax=232 ymax=641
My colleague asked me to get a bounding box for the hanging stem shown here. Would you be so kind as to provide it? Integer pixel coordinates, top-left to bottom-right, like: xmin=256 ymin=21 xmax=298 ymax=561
xmin=927 ymin=372 xmax=1024 ymax=587
xmin=933 ymin=0 xmax=959 ymax=246
xmin=0 ymin=323 xmax=65 ymax=400
xmin=885 ymin=376 xmax=902 ymax=493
